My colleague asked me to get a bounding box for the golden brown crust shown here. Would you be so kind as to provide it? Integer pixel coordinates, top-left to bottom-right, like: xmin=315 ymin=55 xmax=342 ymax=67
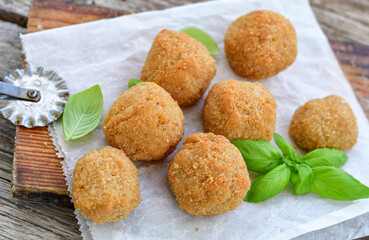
xmin=141 ymin=29 xmax=217 ymax=107
xmin=103 ymin=82 xmax=185 ymax=161
xmin=168 ymin=133 xmax=250 ymax=217
xmin=224 ymin=10 xmax=297 ymax=80
xmin=203 ymin=80 xmax=276 ymax=141
xmin=289 ymin=95 xmax=358 ymax=151
xmin=72 ymin=146 xmax=140 ymax=224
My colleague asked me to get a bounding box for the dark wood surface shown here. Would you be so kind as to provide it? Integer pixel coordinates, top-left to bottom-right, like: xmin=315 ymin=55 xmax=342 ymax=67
xmin=0 ymin=0 xmax=369 ymax=239
xmin=330 ymin=41 xmax=369 ymax=119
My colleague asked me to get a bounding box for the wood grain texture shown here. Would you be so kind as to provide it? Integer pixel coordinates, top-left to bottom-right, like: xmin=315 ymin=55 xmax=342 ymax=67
xmin=331 ymin=41 xmax=369 ymax=119
xmin=0 ymin=0 xmax=94 ymax=27
xmin=0 ymin=20 xmax=25 ymax=77
xmin=12 ymin=126 xmax=70 ymax=202
xmin=27 ymin=0 xmax=131 ymax=33
xmin=311 ymin=0 xmax=369 ymax=44
xmin=0 ymin=0 xmax=30 ymax=26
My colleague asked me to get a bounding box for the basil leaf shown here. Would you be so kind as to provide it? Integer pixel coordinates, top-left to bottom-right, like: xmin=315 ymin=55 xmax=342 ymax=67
xmin=274 ymin=133 xmax=296 ymax=158
xmin=303 ymin=148 xmax=348 ymax=168
xmin=311 ymin=166 xmax=369 ymax=201
xmin=290 ymin=163 xmax=314 ymax=195
xmin=128 ymin=79 xmax=142 ymax=88
xmin=232 ymin=140 xmax=282 ymax=174
xmin=245 ymin=164 xmax=291 ymax=202
xmin=63 ymin=84 xmax=103 ymax=141
xmin=180 ymin=27 xmax=219 ymax=56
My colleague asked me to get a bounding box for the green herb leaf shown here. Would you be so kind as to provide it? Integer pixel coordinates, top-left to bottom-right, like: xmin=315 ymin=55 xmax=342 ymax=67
xmin=245 ymin=164 xmax=291 ymax=202
xmin=128 ymin=79 xmax=142 ymax=88
xmin=303 ymin=148 xmax=348 ymax=168
xmin=311 ymin=166 xmax=369 ymax=201
xmin=63 ymin=84 xmax=103 ymax=141
xmin=274 ymin=133 xmax=296 ymax=158
xmin=232 ymin=140 xmax=282 ymax=174
xmin=180 ymin=27 xmax=219 ymax=56
xmin=290 ymin=163 xmax=314 ymax=195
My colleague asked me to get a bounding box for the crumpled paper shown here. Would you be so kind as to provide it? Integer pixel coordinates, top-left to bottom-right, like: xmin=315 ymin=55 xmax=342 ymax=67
xmin=21 ymin=0 xmax=369 ymax=239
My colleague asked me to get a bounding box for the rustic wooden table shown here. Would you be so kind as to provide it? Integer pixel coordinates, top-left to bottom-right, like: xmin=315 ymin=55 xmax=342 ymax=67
xmin=0 ymin=0 xmax=369 ymax=239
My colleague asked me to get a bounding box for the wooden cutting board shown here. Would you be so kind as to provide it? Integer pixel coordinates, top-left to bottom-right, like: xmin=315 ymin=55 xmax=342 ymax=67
xmin=11 ymin=0 xmax=369 ymax=203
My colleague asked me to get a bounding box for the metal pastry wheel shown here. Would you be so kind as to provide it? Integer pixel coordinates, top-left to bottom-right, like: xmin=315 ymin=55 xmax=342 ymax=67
xmin=0 ymin=66 xmax=69 ymax=128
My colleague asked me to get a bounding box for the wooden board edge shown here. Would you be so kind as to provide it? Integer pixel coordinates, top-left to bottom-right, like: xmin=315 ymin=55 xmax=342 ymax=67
xmin=11 ymin=184 xmax=71 ymax=204
xmin=12 ymin=126 xmax=71 ymax=202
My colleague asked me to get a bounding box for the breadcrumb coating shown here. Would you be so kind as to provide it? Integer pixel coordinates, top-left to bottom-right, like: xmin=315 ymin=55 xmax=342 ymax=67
xmin=289 ymin=95 xmax=358 ymax=151
xmin=224 ymin=10 xmax=297 ymax=80
xmin=103 ymin=82 xmax=185 ymax=161
xmin=203 ymin=80 xmax=276 ymax=141
xmin=141 ymin=29 xmax=216 ymax=107
xmin=168 ymin=133 xmax=250 ymax=217
xmin=73 ymin=146 xmax=140 ymax=224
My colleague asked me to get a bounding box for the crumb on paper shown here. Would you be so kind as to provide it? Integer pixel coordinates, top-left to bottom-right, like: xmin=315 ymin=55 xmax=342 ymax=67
xmin=196 ymin=228 xmax=199 ymax=232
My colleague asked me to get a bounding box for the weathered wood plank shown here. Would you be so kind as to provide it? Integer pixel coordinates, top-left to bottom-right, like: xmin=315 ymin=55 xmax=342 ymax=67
xmin=0 ymin=0 xmax=93 ymax=27
xmin=0 ymin=0 xmax=30 ymax=26
xmin=0 ymin=178 xmax=81 ymax=239
xmin=330 ymin=41 xmax=369 ymax=120
xmin=0 ymin=20 xmax=25 ymax=78
xmin=311 ymin=0 xmax=369 ymax=44
xmin=27 ymin=0 xmax=131 ymax=33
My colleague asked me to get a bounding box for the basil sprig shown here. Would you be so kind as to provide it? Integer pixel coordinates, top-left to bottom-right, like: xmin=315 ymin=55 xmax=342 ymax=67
xmin=311 ymin=166 xmax=369 ymax=201
xmin=274 ymin=133 xmax=295 ymax=158
xmin=180 ymin=27 xmax=219 ymax=56
xmin=303 ymin=148 xmax=347 ymax=168
xmin=245 ymin=164 xmax=291 ymax=202
xmin=232 ymin=133 xmax=369 ymax=202
xmin=232 ymin=140 xmax=282 ymax=174
xmin=63 ymin=84 xmax=103 ymax=141
xmin=290 ymin=163 xmax=314 ymax=195
xmin=128 ymin=79 xmax=142 ymax=88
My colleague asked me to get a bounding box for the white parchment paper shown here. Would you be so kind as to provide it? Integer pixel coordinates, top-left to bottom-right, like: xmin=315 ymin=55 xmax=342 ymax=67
xmin=21 ymin=0 xmax=369 ymax=239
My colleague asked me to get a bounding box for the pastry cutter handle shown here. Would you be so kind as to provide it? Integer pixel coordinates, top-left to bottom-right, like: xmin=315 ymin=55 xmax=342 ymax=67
xmin=0 ymin=82 xmax=41 ymax=102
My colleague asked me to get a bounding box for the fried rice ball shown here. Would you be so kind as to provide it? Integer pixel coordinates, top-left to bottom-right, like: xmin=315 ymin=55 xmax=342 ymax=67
xmin=141 ymin=29 xmax=217 ymax=107
xmin=72 ymin=146 xmax=140 ymax=224
xmin=103 ymin=82 xmax=185 ymax=161
xmin=289 ymin=95 xmax=358 ymax=151
xmin=203 ymin=80 xmax=276 ymax=141
xmin=224 ymin=10 xmax=297 ymax=80
xmin=168 ymin=133 xmax=250 ymax=217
